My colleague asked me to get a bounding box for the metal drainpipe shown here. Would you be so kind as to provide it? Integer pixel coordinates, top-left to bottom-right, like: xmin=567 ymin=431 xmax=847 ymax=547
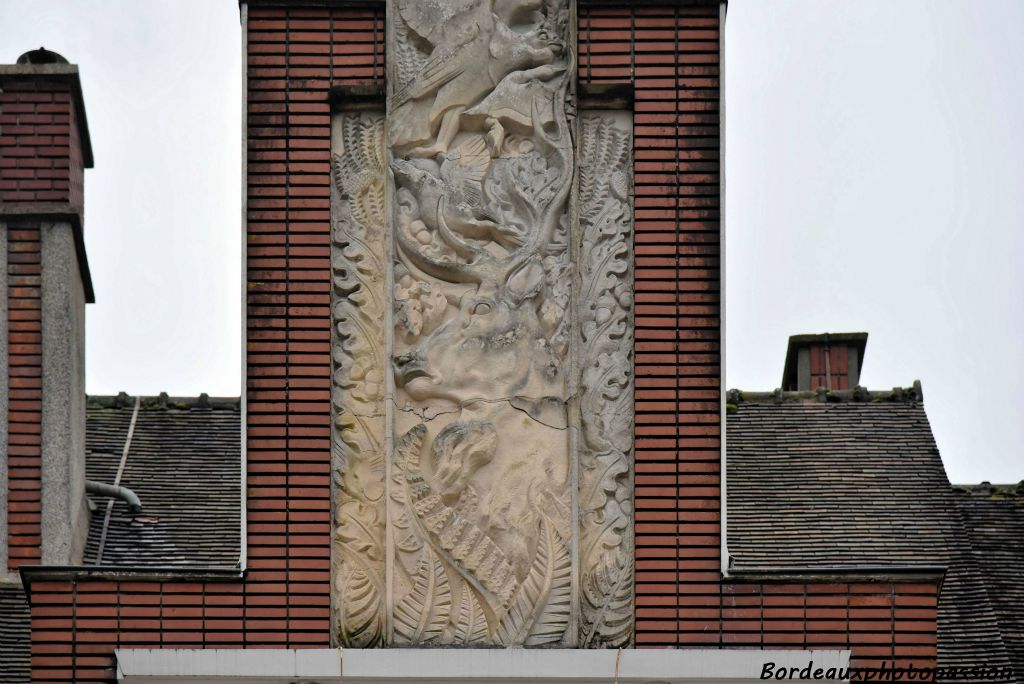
xmin=92 ymin=394 xmax=142 ymax=563
xmin=239 ymin=0 xmax=249 ymax=574
xmin=85 ymin=480 xmax=143 ymax=514
xmin=718 ymin=0 xmax=730 ymax=578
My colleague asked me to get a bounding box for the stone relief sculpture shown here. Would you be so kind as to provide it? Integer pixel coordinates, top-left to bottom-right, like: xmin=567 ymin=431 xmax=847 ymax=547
xmin=388 ymin=0 xmax=574 ymax=647
xmin=578 ymin=114 xmax=634 ymax=647
xmin=330 ymin=0 xmax=634 ymax=648
xmin=330 ymin=112 xmax=388 ymax=647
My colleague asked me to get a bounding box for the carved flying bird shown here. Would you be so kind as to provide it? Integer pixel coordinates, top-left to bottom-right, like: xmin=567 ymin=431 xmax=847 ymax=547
xmin=390 ymin=0 xmax=560 ymax=157
xmin=395 ymin=0 xmax=484 ymax=50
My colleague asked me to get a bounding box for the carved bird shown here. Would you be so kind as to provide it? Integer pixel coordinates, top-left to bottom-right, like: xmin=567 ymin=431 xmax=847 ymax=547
xmin=393 ymin=137 xmax=524 ymax=252
xmin=390 ymin=0 xmax=560 ymax=157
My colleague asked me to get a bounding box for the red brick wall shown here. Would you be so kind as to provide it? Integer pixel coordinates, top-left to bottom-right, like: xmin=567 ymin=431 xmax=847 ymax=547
xmin=719 ymin=581 xmax=938 ymax=668
xmin=30 ymin=580 xmax=250 ymax=681
xmin=22 ymin=3 xmax=939 ymax=681
xmin=0 ymin=78 xmax=80 ymax=208
xmin=583 ymin=3 xmax=725 ymax=646
xmin=6 ymin=222 xmax=42 ymax=571
xmin=244 ymin=2 xmax=385 ymax=647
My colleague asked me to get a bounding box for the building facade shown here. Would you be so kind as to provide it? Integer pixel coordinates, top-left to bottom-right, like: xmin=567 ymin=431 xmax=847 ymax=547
xmin=1 ymin=2 xmax=1021 ymax=683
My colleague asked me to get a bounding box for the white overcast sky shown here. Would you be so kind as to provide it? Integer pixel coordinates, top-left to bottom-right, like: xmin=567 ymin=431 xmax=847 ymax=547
xmin=1 ymin=1 xmax=1021 ymax=484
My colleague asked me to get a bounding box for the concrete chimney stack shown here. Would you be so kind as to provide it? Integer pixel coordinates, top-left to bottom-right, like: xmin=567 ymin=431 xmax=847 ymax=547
xmin=1 ymin=48 xmax=95 ymax=574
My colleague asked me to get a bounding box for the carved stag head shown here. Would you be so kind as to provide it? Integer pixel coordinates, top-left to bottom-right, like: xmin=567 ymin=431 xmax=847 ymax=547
xmin=393 ymin=253 xmax=564 ymax=405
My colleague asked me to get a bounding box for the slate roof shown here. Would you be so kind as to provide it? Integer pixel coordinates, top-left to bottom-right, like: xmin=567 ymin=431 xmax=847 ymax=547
xmin=0 ymin=584 xmax=30 ymax=683
xmin=953 ymin=484 xmax=1024 ymax=681
xmin=83 ymin=394 xmax=241 ymax=567
xmin=726 ymin=387 xmax=1017 ymax=680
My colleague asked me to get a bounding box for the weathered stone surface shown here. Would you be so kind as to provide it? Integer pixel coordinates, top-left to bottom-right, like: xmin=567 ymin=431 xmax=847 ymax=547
xmin=331 ymin=0 xmax=634 ymax=648
xmin=40 ymin=221 xmax=89 ymax=566
xmin=386 ymin=0 xmax=575 ymax=648
xmin=330 ymin=111 xmax=388 ymax=647
xmin=578 ymin=113 xmax=634 ymax=647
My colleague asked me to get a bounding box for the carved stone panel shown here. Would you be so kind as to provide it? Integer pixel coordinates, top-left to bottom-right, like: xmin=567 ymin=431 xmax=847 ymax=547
xmin=386 ymin=0 xmax=575 ymax=648
xmin=578 ymin=112 xmax=634 ymax=647
xmin=331 ymin=0 xmax=634 ymax=649
xmin=330 ymin=111 xmax=388 ymax=647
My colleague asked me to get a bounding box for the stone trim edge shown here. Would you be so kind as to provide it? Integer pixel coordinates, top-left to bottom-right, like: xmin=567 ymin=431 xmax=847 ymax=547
xmin=116 ymin=647 xmax=851 ymax=683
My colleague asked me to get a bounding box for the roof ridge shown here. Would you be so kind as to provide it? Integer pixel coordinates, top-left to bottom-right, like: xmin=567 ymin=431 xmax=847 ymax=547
xmin=86 ymin=393 xmax=240 ymax=409
xmin=952 ymin=482 xmax=1024 ymax=497
xmin=726 ymin=381 xmax=923 ymax=406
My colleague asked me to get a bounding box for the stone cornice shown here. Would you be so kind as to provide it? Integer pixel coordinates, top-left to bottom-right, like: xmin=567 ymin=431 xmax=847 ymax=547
xmin=0 ymin=204 xmax=95 ymax=303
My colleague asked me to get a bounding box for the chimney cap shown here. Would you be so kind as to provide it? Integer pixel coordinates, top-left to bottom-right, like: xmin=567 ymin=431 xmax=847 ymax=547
xmin=782 ymin=332 xmax=868 ymax=391
xmin=1 ymin=50 xmax=93 ymax=172
xmin=16 ymin=47 xmax=69 ymax=65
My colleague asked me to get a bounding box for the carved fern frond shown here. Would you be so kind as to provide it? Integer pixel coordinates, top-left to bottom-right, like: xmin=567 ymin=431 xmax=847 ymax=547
xmin=335 ymin=545 xmax=385 ymax=647
xmin=449 ymin=586 xmax=490 ymax=645
xmin=581 ymin=546 xmax=633 ymax=647
xmin=496 ymin=516 xmax=571 ymax=646
xmin=395 ymin=423 xmax=427 ymax=467
xmin=332 ymin=117 xmax=386 ymax=233
xmin=395 ymin=423 xmax=517 ymax=619
xmin=393 ymin=548 xmax=452 ymax=645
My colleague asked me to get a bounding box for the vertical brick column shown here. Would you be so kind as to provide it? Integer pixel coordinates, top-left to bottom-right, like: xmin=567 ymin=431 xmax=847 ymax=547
xmin=245 ymin=5 xmax=384 ymax=647
xmin=579 ymin=3 xmax=723 ymax=645
xmin=0 ymin=225 xmax=6 ymax=572
xmin=0 ymin=50 xmax=95 ymax=574
xmin=3 ymin=221 xmax=42 ymax=572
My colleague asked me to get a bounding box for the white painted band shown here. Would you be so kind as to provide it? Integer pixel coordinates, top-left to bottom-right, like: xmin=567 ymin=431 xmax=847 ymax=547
xmin=116 ymin=647 xmax=850 ymax=684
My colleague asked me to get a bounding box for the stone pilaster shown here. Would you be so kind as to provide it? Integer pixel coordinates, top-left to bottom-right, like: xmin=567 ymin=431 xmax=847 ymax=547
xmin=40 ymin=221 xmax=89 ymax=565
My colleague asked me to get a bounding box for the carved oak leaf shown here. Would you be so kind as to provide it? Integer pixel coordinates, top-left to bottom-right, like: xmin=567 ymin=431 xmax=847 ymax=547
xmin=496 ymin=515 xmax=571 ymax=646
xmin=580 ymin=449 xmax=630 ymax=524
xmin=393 ymin=548 xmax=452 ymax=645
xmin=331 ymin=115 xmax=389 ymax=650
xmin=578 ymin=113 xmax=635 ymax=648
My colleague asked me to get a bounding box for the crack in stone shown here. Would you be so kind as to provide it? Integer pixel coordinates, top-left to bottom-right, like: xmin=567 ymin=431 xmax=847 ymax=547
xmin=376 ymin=395 xmax=573 ymax=430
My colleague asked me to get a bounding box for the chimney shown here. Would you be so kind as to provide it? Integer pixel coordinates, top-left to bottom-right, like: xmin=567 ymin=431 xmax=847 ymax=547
xmin=1 ymin=48 xmax=95 ymax=574
xmin=782 ymin=332 xmax=867 ymax=392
